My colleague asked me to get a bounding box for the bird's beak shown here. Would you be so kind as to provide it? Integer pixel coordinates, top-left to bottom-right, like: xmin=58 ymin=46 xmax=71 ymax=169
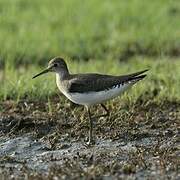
xmin=32 ymin=66 xmax=52 ymax=79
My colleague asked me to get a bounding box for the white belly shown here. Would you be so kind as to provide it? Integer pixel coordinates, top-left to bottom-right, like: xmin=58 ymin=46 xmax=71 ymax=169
xmin=56 ymin=73 xmax=135 ymax=106
xmin=63 ymin=83 xmax=132 ymax=106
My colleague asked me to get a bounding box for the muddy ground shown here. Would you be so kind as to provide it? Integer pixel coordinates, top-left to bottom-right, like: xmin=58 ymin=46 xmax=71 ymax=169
xmin=0 ymin=97 xmax=179 ymax=179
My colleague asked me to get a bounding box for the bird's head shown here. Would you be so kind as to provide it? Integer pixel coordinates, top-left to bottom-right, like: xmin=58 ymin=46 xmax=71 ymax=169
xmin=32 ymin=57 xmax=69 ymax=79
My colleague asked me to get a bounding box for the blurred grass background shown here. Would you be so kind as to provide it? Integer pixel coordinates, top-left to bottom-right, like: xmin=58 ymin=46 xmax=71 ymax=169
xmin=0 ymin=0 xmax=179 ymax=101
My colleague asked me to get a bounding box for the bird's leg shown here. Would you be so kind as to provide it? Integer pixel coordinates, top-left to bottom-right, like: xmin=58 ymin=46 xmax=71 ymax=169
xmin=85 ymin=106 xmax=94 ymax=145
xmin=84 ymin=104 xmax=109 ymax=145
xmin=100 ymin=103 xmax=109 ymax=117
xmin=92 ymin=103 xmax=109 ymax=119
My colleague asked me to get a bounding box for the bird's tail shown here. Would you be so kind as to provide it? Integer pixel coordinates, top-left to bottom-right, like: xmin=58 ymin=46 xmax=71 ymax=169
xmin=128 ymin=74 xmax=147 ymax=83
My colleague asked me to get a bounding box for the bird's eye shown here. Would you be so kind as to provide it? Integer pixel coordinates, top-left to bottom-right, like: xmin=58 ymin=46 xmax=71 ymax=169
xmin=54 ymin=63 xmax=58 ymax=67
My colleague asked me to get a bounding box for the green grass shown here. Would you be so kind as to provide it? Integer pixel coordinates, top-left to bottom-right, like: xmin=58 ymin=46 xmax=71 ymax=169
xmin=0 ymin=0 xmax=179 ymax=66
xmin=0 ymin=0 xmax=179 ymax=102
xmin=1 ymin=57 xmax=180 ymax=102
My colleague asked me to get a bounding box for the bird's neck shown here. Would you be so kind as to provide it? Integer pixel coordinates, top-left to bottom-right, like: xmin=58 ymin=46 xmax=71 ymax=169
xmin=56 ymin=70 xmax=70 ymax=93
xmin=56 ymin=69 xmax=69 ymax=81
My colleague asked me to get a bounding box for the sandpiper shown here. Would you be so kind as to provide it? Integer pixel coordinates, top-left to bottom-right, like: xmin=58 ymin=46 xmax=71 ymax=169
xmin=33 ymin=57 xmax=148 ymax=144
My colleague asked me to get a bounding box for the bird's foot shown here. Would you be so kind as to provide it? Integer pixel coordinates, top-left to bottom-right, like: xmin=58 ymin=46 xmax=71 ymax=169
xmin=83 ymin=138 xmax=95 ymax=147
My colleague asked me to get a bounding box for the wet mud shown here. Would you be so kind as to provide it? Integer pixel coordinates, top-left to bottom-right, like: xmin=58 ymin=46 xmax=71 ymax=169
xmin=0 ymin=99 xmax=179 ymax=179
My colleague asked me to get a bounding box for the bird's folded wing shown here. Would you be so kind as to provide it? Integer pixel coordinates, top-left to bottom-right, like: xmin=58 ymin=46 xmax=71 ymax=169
xmin=68 ymin=70 xmax=147 ymax=93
